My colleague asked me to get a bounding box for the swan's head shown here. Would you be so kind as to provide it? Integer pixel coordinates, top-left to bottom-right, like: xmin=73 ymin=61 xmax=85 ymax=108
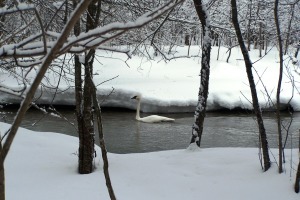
xmin=131 ymin=95 xmax=141 ymax=100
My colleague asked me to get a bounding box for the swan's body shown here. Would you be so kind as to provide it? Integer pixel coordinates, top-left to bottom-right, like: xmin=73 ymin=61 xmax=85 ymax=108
xmin=131 ymin=95 xmax=175 ymax=123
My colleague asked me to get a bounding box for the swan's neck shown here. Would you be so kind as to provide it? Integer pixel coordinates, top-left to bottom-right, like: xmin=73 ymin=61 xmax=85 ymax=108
xmin=136 ymin=99 xmax=141 ymax=120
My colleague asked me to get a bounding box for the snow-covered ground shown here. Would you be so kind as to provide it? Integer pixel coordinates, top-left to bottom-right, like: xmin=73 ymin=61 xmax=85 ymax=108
xmin=0 ymin=45 xmax=299 ymax=112
xmin=3 ymin=122 xmax=299 ymax=200
xmin=1 ymin=46 xmax=300 ymax=199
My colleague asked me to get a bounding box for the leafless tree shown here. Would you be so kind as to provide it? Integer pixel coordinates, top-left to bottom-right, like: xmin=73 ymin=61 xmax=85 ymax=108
xmin=190 ymin=0 xmax=213 ymax=147
xmin=73 ymin=0 xmax=102 ymax=175
xmin=231 ymin=0 xmax=271 ymax=171
xmin=0 ymin=2 xmax=95 ymax=200
xmin=274 ymin=0 xmax=284 ymax=174
xmin=0 ymin=1 xmax=184 ymax=199
xmin=295 ymin=159 xmax=300 ymax=193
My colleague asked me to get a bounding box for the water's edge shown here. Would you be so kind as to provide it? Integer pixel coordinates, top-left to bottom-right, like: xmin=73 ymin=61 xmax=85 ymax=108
xmin=1 ymin=106 xmax=299 ymax=153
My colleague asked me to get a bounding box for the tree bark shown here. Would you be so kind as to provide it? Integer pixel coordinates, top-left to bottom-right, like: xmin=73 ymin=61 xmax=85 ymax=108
xmin=0 ymin=1 xmax=5 ymax=199
xmin=295 ymin=160 xmax=300 ymax=193
xmin=83 ymin=3 xmax=116 ymax=198
xmin=274 ymin=0 xmax=284 ymax=174
xmin=284 ymin=4 xmax=295 ymax=55
xmin=247 ymin=0 xmax=253 ymax=51
xmin=75 ymin=52 xmax=94 ymax=173
xmin=295 ymin=42 xmax=300 ymax=58
xmin=73 ymin=0 xmax=102 ymax=174
xmin=185 ymin=34 xmax=190 ymax=46
xmin=78 ymin=51 xmax=96 ymax=173
xmin=0 ymin=141 xmax=4 ymax=200
xmin=91 ymin=83 xmax=117 ymax=200
xmin=265 ymin=34 xmax=268 ymax=55
xmin=190 ymin=0 xmax=211 ymax=147
xmin=231 ymin=0 xmax=271 ymax=171
xmin=72 ymin=1 xmax=89 ymax=173
xmin=259 ymin=22 xmax=262 ymax=58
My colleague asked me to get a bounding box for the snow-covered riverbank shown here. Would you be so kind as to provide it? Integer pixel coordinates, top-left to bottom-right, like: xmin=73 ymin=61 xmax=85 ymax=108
xmin=1 ymin=46 xmax=299 ymax=112
xmin=3 ymin=122 xmax=299 ymax=200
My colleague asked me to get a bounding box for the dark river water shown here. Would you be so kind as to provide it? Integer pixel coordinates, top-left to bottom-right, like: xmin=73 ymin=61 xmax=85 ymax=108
xmin=0 ymin=106 xmax=299 ymax=153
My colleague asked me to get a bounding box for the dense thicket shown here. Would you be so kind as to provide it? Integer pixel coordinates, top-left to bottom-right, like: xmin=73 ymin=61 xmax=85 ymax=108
xmin=109 ymin=0 xmax=300 ymax=56
xmin=0 ymin=0 xmax=299 ymax=58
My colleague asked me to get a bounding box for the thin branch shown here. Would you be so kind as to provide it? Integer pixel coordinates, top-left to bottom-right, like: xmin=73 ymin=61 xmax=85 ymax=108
xmin=0 ymin=0 xmax=94 ymax=164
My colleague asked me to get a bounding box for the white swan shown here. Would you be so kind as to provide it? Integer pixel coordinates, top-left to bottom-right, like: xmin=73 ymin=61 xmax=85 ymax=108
xmin=131 ymin=95 xmax=175 ymax=123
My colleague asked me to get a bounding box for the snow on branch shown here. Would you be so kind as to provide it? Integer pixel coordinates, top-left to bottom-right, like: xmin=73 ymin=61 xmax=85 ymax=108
xmin=0 ymin=0 xmax=184 ymax=59
xmin=0 ymin=2 xmax=47 ymax=58
xmin=0 ymin=3 xmax=35 ymax=15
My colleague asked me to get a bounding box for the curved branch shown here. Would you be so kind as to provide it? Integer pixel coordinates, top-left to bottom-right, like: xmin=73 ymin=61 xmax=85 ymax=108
xmin=0 ymin=0 xmax=94 ymax=165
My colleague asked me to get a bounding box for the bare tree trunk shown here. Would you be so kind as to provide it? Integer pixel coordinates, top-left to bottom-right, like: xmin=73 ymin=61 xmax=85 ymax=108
xmin=0 ymin=141 xmax=4 ymax=200
xmin=72 ymin=0 xmax=95 ymax=174
xmin=64 ymin=0 xmax=69 ymax=24
xmin=73 ymin=0 xmax=102 ymax=174
xmin=72 ymin=0 xmax=84 ymax=174
xmin=226 ymin=39 xmax=232 ymax=63
xmin=295 ymin=160 xmax=300 ymax=193
xmin=274 ymin=0 xmax=284 ymax=174
xmin=79 ymin=51 xmax=96 ymax=173
xmin=0 ymin=0 xmax=5 ymax=199
xmin=185 ymin=34 xmax=190 ymax=46
xmin=74 ymin=53 xmax=91 ymax=173
xmin=231 ymin=0 xmax=271 ymax=171
xmin=91 ymin=85 xmax=117 ymax=200
xmin=84 ymin=1 xmax=117 ymax=195
xmin=217 ymin=33 xmax=222 ymax=60
xmin=72 ymin=2 xmax=88 ymax=172
xmin=284 ymin=4 xmax=295 ymax=55
xmin=217 ymin=43 xmax=221 ymax=60
xmin=265 ymin=34 xmax=268 ymax=55
xmin=259 ymin=22 xmax=262 ymax=58
xmin=247 ymin=0 xmax=253 ymax=51
xmin=190 ymin=0 xmax=211 ymax=147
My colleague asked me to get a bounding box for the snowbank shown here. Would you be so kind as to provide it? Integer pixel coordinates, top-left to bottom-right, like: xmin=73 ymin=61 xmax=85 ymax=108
xmin=0 ymin=46 xmax=300 ymax=113
xmin=2 ymin=122 xmax=298 ymax=200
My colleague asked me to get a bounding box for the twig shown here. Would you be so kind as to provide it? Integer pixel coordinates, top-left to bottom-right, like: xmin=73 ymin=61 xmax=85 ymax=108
xmin=100 ymin=87 xmax=115 ymax=105
xmin=96 ymin=75 xmax=119 ymax=87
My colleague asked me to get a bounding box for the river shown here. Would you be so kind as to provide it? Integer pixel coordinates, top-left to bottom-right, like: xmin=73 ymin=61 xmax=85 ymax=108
xmin=0 ymin=106 xmax=299 ymax=153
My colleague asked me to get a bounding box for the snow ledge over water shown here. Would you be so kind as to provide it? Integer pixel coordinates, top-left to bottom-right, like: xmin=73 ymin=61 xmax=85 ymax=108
xmin=0 ymin=46 xmax=299 ymax=113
